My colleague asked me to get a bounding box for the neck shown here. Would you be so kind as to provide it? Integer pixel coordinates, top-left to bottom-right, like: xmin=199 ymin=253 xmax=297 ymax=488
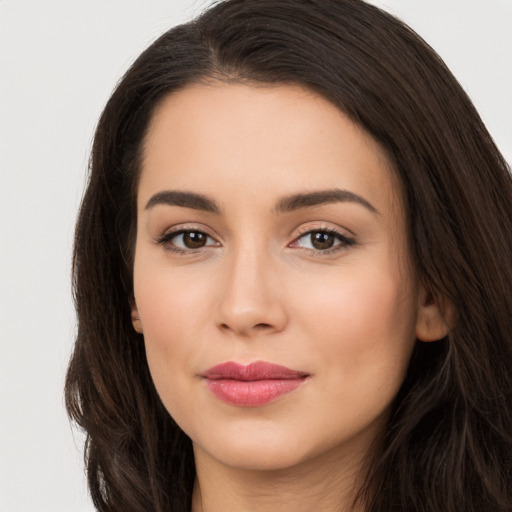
xmin=191 ymin=443 xmax=370 ymax=512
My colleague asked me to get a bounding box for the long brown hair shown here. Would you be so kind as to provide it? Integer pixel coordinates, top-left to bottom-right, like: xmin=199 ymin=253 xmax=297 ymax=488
xmin=65 ymin=1 xmax=512 ymax=510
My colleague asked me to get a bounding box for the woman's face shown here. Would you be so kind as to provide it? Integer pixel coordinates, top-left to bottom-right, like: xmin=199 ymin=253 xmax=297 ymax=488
xmin=132 ymin=82 xmax=425 ymax=472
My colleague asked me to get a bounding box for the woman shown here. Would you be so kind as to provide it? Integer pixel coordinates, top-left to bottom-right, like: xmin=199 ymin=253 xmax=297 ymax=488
xmin=65 ymin=0 xmax=512 ymax=511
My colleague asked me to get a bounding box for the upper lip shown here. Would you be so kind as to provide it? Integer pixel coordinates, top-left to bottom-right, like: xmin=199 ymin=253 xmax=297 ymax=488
xmin=203 ymin=361 xmax=309 ymax=381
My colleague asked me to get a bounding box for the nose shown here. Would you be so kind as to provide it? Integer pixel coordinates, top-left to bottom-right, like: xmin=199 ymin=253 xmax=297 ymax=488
xmin=215 ymin=246 xmax=288 ymax=337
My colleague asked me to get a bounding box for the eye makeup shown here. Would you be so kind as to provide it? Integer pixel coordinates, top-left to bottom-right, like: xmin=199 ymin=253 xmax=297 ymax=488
xmin=154 ymin=222 xmax=356 ymax=258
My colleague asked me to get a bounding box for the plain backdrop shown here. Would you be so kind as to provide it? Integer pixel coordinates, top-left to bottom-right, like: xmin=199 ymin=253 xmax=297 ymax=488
xmin=0 ymin=1 xmax=510 ymax=511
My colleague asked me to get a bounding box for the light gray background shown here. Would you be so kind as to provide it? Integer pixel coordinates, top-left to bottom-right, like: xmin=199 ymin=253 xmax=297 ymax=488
xmin=0 ymin=1 xmax=510 ymax=511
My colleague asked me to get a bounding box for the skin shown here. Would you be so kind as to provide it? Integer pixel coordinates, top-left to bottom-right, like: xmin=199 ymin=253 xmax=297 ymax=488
xmin=131 ymin=83 xmax=448 ymax=512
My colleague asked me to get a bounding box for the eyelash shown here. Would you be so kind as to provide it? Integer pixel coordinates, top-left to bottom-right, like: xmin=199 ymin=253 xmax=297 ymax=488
xmin=155 ymin=225 xmax=355 ymax=256
xmin=156 ymin=228 xmax=219 ymax=255
xmin=291 ymin=226 xmax=355 ymax=255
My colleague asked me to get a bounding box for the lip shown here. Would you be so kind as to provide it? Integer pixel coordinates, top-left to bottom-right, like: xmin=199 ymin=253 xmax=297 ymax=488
xmin=203 ymin=361 xmax=309 ymax=407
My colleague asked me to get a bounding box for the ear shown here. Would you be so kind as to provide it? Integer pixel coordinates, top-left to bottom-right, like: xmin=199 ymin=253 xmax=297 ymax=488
xmin=130 ymin=301 xmax=143 ymax=334
xmin=415 ymin=286 xmax=451 ymax=342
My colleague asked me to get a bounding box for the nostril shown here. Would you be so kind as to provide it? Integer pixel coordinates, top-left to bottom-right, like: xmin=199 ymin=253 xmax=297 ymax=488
xmin=255 ymin=323 xmax=273 ymax=329
xmin=218 ymin=321 xmax=275 ymax=334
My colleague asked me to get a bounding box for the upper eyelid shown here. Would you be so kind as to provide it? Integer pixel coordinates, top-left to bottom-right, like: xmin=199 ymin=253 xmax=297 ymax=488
xmin=292 ymin=223 xmax=355 ymax=239
xmin=159 ymin=223 xmax=218 ymax=238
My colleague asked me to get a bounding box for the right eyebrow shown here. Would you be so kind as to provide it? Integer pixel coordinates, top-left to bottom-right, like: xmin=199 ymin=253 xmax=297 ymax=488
xmin=144 ymin=190 xmax=220 ymax=213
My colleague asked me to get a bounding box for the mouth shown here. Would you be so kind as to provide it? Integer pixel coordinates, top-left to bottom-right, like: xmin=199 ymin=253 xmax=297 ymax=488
xmin=202 ymin=361 xmax=310 ymax=407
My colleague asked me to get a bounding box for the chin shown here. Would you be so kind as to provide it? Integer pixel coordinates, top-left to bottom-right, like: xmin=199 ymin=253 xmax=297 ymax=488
xmin=188 ymin=405 xmax=389 ymax=475
xmin=192 ymin=425 xmax=313 ymax=472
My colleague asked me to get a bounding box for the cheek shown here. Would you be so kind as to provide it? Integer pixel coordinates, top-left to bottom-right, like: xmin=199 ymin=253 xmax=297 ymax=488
xmin=134 ymin=249 xmax=218 ymax=338
xmin=133 ymin=262 xmax=214 ymax=402
xmin=296 ymin=265 xmax=417 ymax=393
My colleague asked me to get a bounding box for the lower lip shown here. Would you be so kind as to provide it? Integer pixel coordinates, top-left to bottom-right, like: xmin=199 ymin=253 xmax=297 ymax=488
xmin=205 ymin=378 xmax=306 ymax=407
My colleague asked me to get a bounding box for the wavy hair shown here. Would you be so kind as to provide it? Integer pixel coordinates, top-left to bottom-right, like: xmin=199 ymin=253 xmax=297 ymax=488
xmin=65 ymin=1 xmax=512 ymax=510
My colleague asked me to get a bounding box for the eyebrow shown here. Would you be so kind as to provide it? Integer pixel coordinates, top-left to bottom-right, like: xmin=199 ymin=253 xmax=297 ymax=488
xmin=274 ymin=188 xmax=379 ymax=215
xmin=145 ymin=190 xmax=220 ymax=213
xmin=144 ymin=187 xmax=379 ymax=215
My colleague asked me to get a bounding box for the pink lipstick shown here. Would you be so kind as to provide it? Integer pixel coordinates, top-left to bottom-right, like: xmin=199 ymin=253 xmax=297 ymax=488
xmin=203 ymin=361 xmax=308 ymax=407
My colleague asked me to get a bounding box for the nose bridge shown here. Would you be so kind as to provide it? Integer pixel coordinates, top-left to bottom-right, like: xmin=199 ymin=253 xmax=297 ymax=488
xmin=216 ymin=238 xmax=286 ymax=335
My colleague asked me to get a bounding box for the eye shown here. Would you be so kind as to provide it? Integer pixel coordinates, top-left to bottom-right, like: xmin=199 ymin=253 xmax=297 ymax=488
xmin=157 ymin=229 xmax=220 ymax=252
xmin=290 ymin=228 xmax=354 ymax=253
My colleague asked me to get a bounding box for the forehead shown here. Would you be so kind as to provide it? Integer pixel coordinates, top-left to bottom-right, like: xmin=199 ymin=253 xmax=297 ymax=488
xmin=139 ymin=82 xmax=401 ymax=217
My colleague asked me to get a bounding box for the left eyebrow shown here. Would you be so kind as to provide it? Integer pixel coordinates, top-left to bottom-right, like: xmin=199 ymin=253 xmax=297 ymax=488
xmin=274 ymin=188 xmax=380 ymax=215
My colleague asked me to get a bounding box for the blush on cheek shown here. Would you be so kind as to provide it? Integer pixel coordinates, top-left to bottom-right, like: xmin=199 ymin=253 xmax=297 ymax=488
xmin=306 ymin=271 xmax=416 ymax=371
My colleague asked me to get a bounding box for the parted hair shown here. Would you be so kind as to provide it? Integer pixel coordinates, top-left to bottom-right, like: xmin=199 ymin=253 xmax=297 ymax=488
xmin=65 ymin=1 xmax=512 ymax=511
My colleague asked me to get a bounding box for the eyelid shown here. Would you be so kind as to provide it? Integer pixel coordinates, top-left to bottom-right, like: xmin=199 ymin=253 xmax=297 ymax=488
xmin=155 ymin=224 xmax=221 ymax=253
xmin=289 ymin=223 xmax=356 ymax=255
xmin=293 ymin=222 xmax=355 ymax=239
xmin=154 ymin=222 xmax=355 ymax=256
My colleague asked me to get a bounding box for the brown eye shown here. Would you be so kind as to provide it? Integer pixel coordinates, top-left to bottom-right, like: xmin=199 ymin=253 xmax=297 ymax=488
xmin=158 ymin=229 xmax=219 ymax=252
xmin=181 ymin=231 xmax=208 ymax=249
xmin=291 ymin=228 xmax=354 ymax=253
xmin=310 ymin=231 xmax=336 ymax=250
